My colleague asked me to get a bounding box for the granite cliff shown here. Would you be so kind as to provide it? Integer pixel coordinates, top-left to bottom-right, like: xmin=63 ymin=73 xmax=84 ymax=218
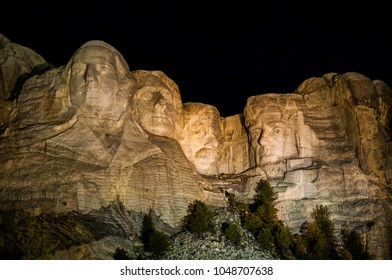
xmin=0 ymin=34 xmax=391 ymax=259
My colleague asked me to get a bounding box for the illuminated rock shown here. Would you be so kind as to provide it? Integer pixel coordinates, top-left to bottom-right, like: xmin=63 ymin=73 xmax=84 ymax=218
xmin=0 ymin=38 xmax=391 ymax=259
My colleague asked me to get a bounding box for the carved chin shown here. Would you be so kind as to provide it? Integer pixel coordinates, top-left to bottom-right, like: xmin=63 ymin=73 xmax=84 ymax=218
xmin=195 ymin=161 xmax=217 ymax=175
xmin=195 ymin=149 xmax=218 ymax=162
xmin=259 ymin=155 xmax=281 ymax=165
xmin=147 ymin=126 xmax=173 ymax=137
xmin=259 ymin=162 xmax=286 ymax=178
xmin=141 ymin=118 xmax=174 ymax=137
xmin=194 ymin=149 xmax=218 ymax=174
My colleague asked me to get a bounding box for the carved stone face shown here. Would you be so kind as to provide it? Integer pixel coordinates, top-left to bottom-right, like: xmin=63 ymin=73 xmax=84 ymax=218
xmin=131 ymin=71 xmax=182 ymax=138
xmin=133 ymin=88 xmax=178 ymax=137
xmin=245 ymin=96 xmax=321 ymax=178
xmin=249 ymin=114 xmax=298 ymax=167
xmin=67 ymin=42 xmax=129 ymax=121
xmin=180 ymin=103 xmax=221 ymax=175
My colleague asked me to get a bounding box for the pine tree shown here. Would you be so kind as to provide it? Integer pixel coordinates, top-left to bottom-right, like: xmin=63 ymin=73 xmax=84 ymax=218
xmin=299 ymin=205 xmax=339 ymax=259
xmin=183 ymin=200 xmax=215 ymax=237
xmin=140 ymin=211 xmax=171 ymax=258
xmin=242 ymin=179 xmax=294 ymax=258
xmin=341 ymin=229 xmax=371 ymax=260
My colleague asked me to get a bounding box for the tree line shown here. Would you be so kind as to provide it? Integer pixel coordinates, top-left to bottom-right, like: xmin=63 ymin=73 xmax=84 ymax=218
xmin=114 ymin=179 xmax=372 ymax=260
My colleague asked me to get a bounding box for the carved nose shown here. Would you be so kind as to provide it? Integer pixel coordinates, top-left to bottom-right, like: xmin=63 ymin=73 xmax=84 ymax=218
xmin=204 ymin=137 xmax=219 ymax=148
xmin=85 ymin=65 xmax=98 ymax=82
xmin=153 ymin=93 xmax=167 ymax=109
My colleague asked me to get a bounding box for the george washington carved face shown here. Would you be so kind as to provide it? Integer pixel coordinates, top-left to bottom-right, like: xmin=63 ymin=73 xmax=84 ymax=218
xmin=66 ymin=40 xmax=133 ymax=122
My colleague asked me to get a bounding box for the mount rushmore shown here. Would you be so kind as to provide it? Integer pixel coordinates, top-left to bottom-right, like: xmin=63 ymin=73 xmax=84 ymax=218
xmin=1 ymin=34 xmax=392 ymax=259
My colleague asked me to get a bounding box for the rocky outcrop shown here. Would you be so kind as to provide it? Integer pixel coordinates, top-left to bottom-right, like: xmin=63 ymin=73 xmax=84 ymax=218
xmin=163 ymin=208 xmax=276 ymax=260
xmin=0 ymin=34 xmax=51 ymax=101
xmin=239 ymin=73 xmax=392 ymax=259
xmin=0 ymin=34 xmax=51 ymax=132
xmin=0 ymin=35 xmax=391 ymax=259
xmin=0 ymin=36 xmax=223 ymax=235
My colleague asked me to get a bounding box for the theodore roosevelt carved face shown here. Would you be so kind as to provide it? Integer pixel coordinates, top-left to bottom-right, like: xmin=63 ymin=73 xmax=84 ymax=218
xmin=179 ymin=102 xmax=222 ymax=175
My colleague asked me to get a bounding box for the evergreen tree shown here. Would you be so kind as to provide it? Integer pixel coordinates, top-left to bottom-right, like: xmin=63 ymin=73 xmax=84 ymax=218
xmin=291 ymin=234 xmax=307 ymax=259
xmin=302 ymin=221 xmax=328 ymax=259
xmin=243 ymin=212 xmax=262 ymax=234
xmin=223 ymin=223 xmax=242 ymax=245
xmin=140 ymin=211 xmax=171 ymax=258
xmin=299 ymin=205 xmax=339 ymax=259
xmin=313 ymin=205 xmax=338 ymax=259
xmin=147 ymin=231 xmax=171 ymax=258
xmin=225 ymin=191 xmax=236 ymax=210
xmin=113 ymin=247 xmax=131 ymax=260
xmin=183 ymin=200 xmax=215 ymax=237
xmin=141 ymin=212 xmax=155 ymax=251
xmin=273 ymin=221 xmax=294 ymax=258
xmin=341 ymin=229 xmax=371 ymax=260
xmin=241 ymin=179 xmax=293 ymax=258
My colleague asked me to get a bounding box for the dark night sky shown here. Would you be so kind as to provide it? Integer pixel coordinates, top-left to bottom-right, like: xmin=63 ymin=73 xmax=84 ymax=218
xmin=1 ymin=1 xmax=391 ymax=117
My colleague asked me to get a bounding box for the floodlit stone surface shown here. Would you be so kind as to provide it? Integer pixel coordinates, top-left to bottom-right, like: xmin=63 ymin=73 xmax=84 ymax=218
xmin=0 ymin=34 xmax=50 ymax=101
xmin=179 ymin=102 xmax=222 ymax=175
xmin=0 ymin=37 xmax=218 ymax=233
xmin=131 ymin=70 xmax=183 ymax=140
xmin=1 ymin=35 xmax=392 ymax=259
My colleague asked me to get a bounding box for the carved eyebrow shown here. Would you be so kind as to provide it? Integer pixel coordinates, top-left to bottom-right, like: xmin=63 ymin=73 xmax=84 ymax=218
xmin=71 ymin=62 xmax=86 ymax=68
xmin=98 ymin=62 xmax=114 ymax=69
xmin=266 ymin=121 xmax=285 ymax=128
xmin=156 ymin=88 xmax=173 ymax=101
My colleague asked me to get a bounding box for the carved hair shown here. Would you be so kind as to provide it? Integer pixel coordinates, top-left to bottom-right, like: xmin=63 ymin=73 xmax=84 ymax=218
xmin=63 ymin=40 xmax=134 ymax=87
xmin=181 ymin=102 xmax=222 ymax=140
xmin=244 ymin=94 xmax=322 ymax=158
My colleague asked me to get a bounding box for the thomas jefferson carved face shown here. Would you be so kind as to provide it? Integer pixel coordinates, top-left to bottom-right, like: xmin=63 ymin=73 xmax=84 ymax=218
xmin=179 ymin=103 xmax=221 ymax=175
xmin=131 ymin=70 xmax=183 ymax=139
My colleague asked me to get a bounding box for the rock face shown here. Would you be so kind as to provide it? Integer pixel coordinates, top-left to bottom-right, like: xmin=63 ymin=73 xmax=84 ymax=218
xmin=0 ymin=34 xmax=51 ymax=132
xmin=0 ymin=34 xmax=391 ymax=259
xmin=0 ymin=38 xmax=217 ymax=233
xmin=0 ymin=34 xmax=51 ymax=101
xmin=241 ymin=73 xmax=392 ymax=259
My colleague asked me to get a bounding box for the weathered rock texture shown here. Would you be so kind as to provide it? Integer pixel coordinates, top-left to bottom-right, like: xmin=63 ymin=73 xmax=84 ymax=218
xmin=0 ymin=37 xmax=218 ymax=234
xmin=239 ymin=73 xmax=392 ymax=259
xmin=0 ymin=34 xmax=391 ymax=259
xmin=0 ymin=34 xmax=51 ymax=101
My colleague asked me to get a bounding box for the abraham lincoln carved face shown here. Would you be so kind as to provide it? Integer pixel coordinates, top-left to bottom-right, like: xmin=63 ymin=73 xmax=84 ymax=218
xmin=244 ymin=95 xmax=321 ymax=178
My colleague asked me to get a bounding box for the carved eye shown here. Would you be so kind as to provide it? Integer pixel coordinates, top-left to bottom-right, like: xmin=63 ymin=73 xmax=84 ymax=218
xmin=99 ymin=63 xmax=112 ymax=74
xmin=137 ymin=91 xmax=154 ymax=101
xmin=193 ymin=130 xmax=206 ymax=137
xmin=72 ymin=64 xmax=86 ymax=75
xmin=273 ymin=128 xmax=282 ymax=134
